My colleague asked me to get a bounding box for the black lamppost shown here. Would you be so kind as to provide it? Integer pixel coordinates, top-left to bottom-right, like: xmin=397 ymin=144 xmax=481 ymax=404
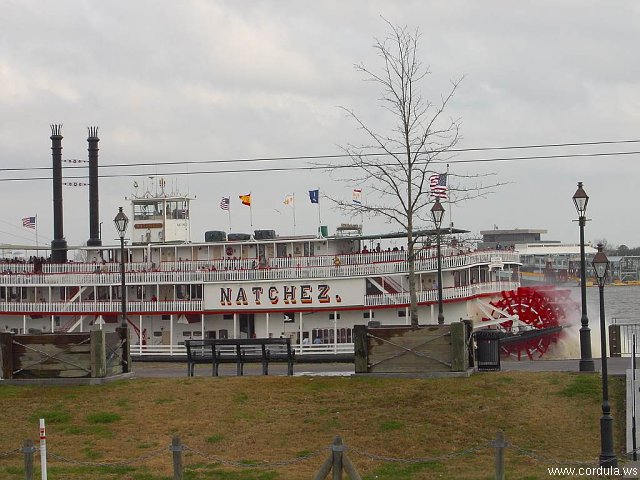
xmin=592 ymin=243 xmax=617 ymax=468
xmin=114 ymin=207 xmax=129 ymax=328
xmin=573 ymin=182 xmax=595 ymax=372
xmin=431 ymin=197 xmax=445 ymax=325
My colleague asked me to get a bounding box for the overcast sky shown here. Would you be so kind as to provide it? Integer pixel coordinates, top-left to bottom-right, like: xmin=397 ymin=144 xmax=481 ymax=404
xmin=1 ymin=1 xmax=638 ymax=250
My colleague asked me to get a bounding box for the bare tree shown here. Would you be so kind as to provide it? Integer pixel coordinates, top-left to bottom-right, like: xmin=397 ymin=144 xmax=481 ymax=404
xmin=325 ymin=21 xmax=498 ymax=326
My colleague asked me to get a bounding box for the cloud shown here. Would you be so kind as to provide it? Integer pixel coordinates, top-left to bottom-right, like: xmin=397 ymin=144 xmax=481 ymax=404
xmin=0 ymin=1 xmax=639 ymax=247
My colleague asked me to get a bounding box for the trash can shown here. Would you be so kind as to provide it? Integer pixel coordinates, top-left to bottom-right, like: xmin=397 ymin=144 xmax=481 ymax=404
xmin=475 ymin=330 xmax=501 ymax=371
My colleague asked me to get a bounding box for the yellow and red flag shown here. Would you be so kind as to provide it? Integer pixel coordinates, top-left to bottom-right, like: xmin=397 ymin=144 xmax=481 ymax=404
xmin=239 ymin=194 xmax=251 ymax=206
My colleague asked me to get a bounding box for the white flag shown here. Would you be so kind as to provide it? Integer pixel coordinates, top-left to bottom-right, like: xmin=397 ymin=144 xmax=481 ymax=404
xmin=352 ymin=188 xmax=362 ymax=205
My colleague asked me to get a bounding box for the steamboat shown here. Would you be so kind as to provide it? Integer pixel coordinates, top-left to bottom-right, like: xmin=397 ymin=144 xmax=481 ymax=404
xmin=0 ymin=127 xmax=576 ymax=360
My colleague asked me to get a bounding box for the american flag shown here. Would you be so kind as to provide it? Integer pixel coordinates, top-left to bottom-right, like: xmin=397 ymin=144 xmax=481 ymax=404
xmin=22 ymin=216 xmax=36 ymax=229
xmin=220 ymin=197 xmax=230 ymax=211
xmin=429 ymin=174 xmax=448 ymax=199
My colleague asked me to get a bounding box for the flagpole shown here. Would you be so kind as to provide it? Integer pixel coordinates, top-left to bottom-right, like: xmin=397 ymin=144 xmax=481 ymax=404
xmin=249 ymin=194 xmax=253 ymax=233
xmin=292 ymin=193 xmax=296 ymax=235
xmin=317 ymin=188 xmax=321 ymax=236
xmin=360 ymin=190 xmax=364 ymax=234
xmin=35 ymin=213 xmax=39 ymax=255
xmin=446 ymin=163 xmax=452 ymax=233
xmin=227 ymin=207 xmax=232 ymax=234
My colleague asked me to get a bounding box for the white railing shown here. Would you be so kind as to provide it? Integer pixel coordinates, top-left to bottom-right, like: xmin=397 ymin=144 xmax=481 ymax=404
xmin=294 ymin=343 xmax=354 ymax=355
xmin=0 ymin=250 xmax=520 ymax=286
xmin=43 ymin=262 xmax=150 ymax=274
xmin=160 ymin=258 xmax=258 ymax=272
xmin=132 ymin=344 xmax=188 ymax=356
xmin=0 ymin=263 xmax=34 ymax=274
xmin=0 ymin=300 xmax=202 ymax=314
xmin=131 ymin=342 xmax=354 ymax=357
xmin=364 ymin=281 xmax=516 ymax=306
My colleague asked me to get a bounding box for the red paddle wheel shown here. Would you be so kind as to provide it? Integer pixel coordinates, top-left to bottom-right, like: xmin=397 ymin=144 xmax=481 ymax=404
xmin=481 ymin=286 xmax=578 ymax=360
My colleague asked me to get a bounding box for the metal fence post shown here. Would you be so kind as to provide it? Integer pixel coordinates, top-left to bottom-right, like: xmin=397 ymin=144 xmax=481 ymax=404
xmin=492 ymin=430 xmax=506 ymax=480
xmin=170 ymin=435 xmax=183 ymax=480
xmin=22 ymin=439 xmax=35 ymax=480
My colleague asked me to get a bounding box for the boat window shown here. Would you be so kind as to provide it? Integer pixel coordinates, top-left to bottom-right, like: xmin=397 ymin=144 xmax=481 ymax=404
xmin=176 ymin=285 xmax=190 ymax=299
xmin=134 ymin=202 xmax=163 ymax=220
xmin=167 ymin=200 xmax=189 ymax=220
xmin=189 ymin=285 xmax=202 ymax=300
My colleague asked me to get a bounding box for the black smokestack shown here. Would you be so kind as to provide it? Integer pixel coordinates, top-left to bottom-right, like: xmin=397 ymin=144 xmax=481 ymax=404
xmin=87 ymin=126 xmax=101 ymax=247
xmin=50 ymin=124 xmax=67 ymax=263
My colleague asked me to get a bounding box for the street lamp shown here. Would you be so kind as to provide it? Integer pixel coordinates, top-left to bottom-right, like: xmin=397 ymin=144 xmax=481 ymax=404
xmin=431 ymin=197 xmax=445 ymax=325
xmin=592 ymin=243 xmax=617 ymax=468
xmin=572 ymin=182 xmax=595 ymax=372
xmin=114 ymin=207 xmax=129 ymax=328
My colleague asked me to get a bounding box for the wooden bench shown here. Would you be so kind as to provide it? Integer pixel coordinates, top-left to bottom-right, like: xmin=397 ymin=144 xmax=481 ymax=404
xmin=185 ymin=338 xmax=295 ymax=377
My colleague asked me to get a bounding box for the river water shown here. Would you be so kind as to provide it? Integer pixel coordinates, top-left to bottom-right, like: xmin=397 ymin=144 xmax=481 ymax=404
xmin=549 ymin=285 xmax=640 ymax=358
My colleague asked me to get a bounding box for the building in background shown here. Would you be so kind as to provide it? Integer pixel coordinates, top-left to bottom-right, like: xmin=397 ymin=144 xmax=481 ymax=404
xmin=479 ymin=227 xmax=596 ymax=285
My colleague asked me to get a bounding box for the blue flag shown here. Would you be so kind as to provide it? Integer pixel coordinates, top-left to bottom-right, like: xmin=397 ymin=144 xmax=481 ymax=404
xmin=309 ymin=189 xmax=319 ymax=204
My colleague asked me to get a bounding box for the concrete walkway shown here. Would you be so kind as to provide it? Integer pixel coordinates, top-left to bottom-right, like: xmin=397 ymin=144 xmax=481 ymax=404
xmin=131 ymin=356 xmax=635 ymax=378
xmin=500 ymin=357 xmax=633 ymax=375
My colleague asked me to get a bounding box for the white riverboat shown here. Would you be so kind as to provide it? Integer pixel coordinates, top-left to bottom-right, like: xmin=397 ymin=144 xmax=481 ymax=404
xmin=0 ymin=183 xmax=545 ymax=358
xmin=2 ymin=125 xmax=581 ymax=360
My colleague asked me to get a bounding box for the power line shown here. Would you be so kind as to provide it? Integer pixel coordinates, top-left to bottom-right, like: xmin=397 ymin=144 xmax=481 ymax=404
xmin=1 ymin=138 xmax=640 ymax=174
xmin=0 ymin=140 xmax=640 ymax=182
xmin=1 ymin=149 xmax=639 ymax=183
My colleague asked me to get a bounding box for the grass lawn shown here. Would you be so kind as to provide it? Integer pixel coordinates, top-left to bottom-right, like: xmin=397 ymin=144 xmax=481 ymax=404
xmin=0 ymin=371 xmax=627 ymax=479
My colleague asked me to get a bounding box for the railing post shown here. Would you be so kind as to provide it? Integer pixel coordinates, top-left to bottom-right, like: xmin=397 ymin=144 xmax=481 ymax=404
xmin=0 ymin=331 xmax=15 ymax=380
xmin=450 ymin=322 xmax=468 ymax=372
xmin=90 ymin=329 xmax=106 ymax=378
xmin=609 ymin=324 xmax=621 ymax=358
xmin=22 ymin=439 xmax=35 ymax=480
xmin=353 ymin=325 xmax=368 ymax=374
xmin=170 ymin=435 xmax=184 ymax=480
xmin=492 ymin=430 xmax=506 ymax=480
xmin=332 ymin=436 xmax=344 ymax=480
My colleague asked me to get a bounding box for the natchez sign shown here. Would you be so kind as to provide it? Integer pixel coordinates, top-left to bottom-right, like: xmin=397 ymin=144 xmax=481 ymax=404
xmin=203 ymin=279 xmax=364 ymax=310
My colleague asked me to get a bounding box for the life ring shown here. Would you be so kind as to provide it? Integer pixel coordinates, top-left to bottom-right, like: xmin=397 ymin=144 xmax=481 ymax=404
xmin=226 ymin=246 xmax=233 ymax=256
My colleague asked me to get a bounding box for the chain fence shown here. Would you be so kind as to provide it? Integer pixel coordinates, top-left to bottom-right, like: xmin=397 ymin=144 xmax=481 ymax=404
xmin=1 ymin=432 xmax=638 ymax=479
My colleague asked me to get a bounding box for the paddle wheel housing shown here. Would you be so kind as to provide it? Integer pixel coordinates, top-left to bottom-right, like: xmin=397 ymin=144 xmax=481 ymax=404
xmin=480 ymin=286 xmax=578 ymax=360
